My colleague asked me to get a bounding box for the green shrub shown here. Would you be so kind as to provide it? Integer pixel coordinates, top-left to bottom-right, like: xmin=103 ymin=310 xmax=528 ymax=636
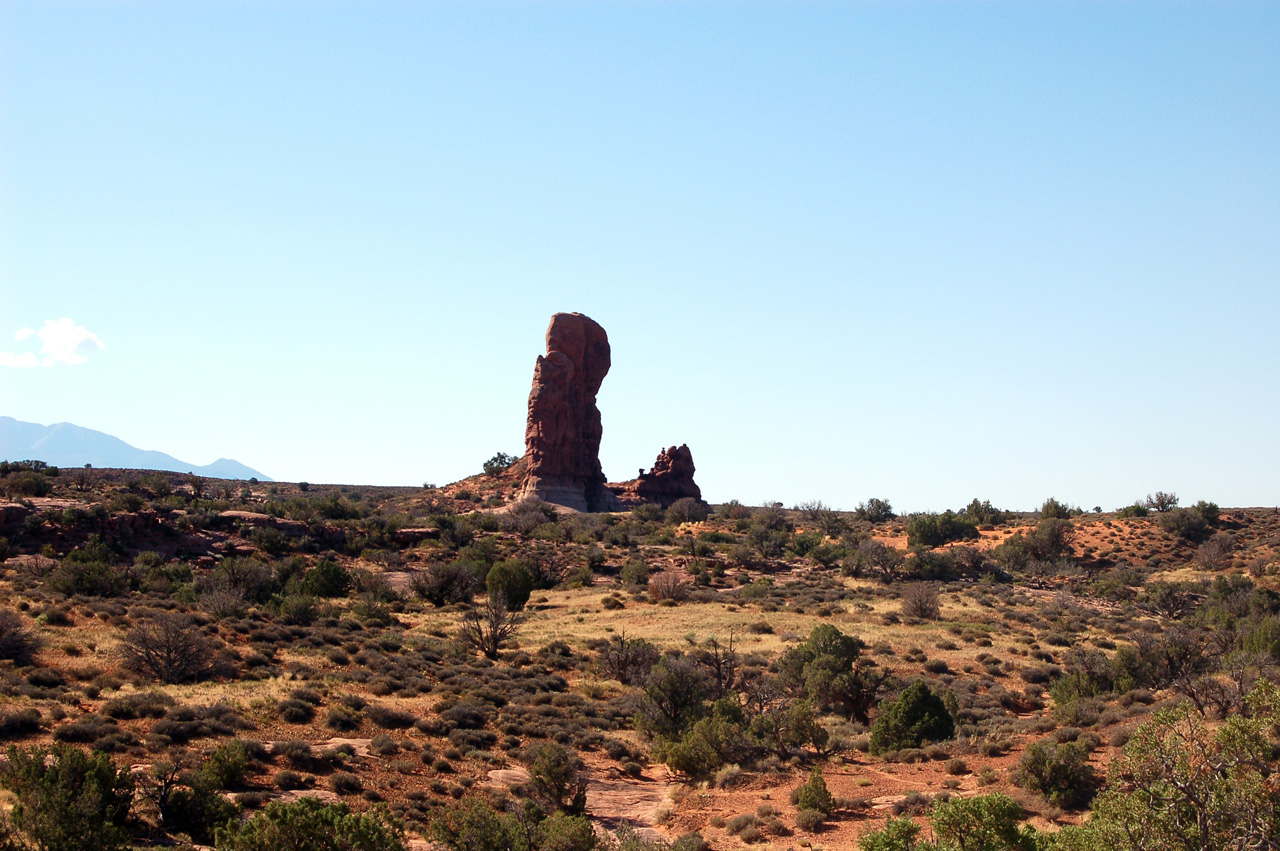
xmin=962 ymin=498 xmax=1010 ymax=526
xmin=928 ymin=793 xmax=1032 ymax=850
xmin=249 ymin=527 xmax=290 ymax=557
xmin=412 ymin=561 xmax=477 ymax=606
xmin=487 ymin=559 xmax=534 ymax=611
xmin=535 ymin=812 xmax=596 ymax=851
xmin=666 ymin=497 xmax=709 ymax=524
xmin=1040 ymin=497 xmax=1074 ymax=520
xmin=524 ymin=741 xmax=588 ymax=815
xmin=1157 ymin=503 xmax=1218 ymax=542
xmin=778 ymin=624 xmax=888 ymax=724
xmin=655 ymin=699 xmax=754 ymax=778
xmin=47 ymin=560 xmax=130 ymax=597
xmin=793 ymin=766 xmax=834 ymax=815
xmin=0 ymin=743 xmax=134 ymax=851
xmin=482 ymin=452 xmax=517 ymax=477
xmin=1012 ymin=741 xmax=1098 ymax=809
xmin=163 ymin=760 xmax=240 ymax=843
xmin=203 ymin=741 xmax=249 ymax=789
xmin=0 ymin=610 xmax=40 ymax=665
xmin=215 ymin=796 xmax=405 ymax=851
xmin=854 ymin=498 xmax=896 ymax=523
xmin=366 ymin=704 xmax=414 ymax=730
xmin=430 ymin=796 xmax=514 ymax=851
xmin=279 ymin=699 xmax=315 ymax=723
xmin=857 ymin=815 xmax=920 ymax=851
xmin=302 ymin=559 xmax=351 ymax=598
xmin=794 ymin=808 xmax=824 ymax=832
xmin=905 ymin=512 xmax=978 ymax=549
xmin=278 ymin=594 xmax=318 ymax=626
xmin=869 ymin=681 xmax=955 ymax=754
xmin=2 ymin=471 xmax=52 ymax=497
xmin=993 ymin=518 xmax=1074 ymax=570
xmin=329 ymin=772 xmax=363 ymax=795
xmin=619 ymin=559 xmax=650 ymax=588
xmin=325 ymin=705 xmax=362 ymax=731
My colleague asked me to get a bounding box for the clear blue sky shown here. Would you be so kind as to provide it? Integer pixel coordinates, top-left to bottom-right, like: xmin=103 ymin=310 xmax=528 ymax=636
xmin=1 ymin=1 xmax=1276 ymax=512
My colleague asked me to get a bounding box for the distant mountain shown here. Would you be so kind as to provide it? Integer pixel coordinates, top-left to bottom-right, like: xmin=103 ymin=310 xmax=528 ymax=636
xmin=0 ymin=417 xmax=271 ymax=481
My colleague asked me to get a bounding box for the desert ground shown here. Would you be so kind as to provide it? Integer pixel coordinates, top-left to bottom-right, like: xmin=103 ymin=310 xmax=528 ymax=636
xmin=0 ymin=460 xmax=1276 ymax=849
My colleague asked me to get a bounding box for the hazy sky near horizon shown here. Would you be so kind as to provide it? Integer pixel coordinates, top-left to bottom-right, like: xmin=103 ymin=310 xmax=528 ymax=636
xmin=1 ymin=2 xmax=1277 ymax=512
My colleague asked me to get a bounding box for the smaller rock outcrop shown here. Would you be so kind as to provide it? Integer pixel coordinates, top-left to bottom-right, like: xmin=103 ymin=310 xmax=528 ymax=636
xmin=609 ymin=445 xmax=703 ymax=509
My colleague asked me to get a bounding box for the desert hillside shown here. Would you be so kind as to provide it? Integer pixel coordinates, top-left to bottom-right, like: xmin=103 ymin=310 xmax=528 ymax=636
xmin=0 ymin=460 xmax=1278 ymax=849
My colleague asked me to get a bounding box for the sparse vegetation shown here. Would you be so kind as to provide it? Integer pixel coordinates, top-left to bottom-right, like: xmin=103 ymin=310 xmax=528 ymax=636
xmin=0 ymin=460 xmax=1273 ymax=849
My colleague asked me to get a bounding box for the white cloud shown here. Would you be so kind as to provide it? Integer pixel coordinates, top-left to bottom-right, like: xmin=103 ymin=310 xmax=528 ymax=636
xmin=0 ymin=351 xmax=40 ymax=368
xmin=0 ymin=318 xmax=105 ymax=368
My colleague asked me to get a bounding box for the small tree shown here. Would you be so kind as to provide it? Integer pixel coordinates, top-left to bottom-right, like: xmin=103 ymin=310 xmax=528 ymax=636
xmin=0 ymin=609 xmax=40 ymax=665
xmin=73 ymin=464 xmax=95 ymax=493
xmin=0 ymin=743 xmax=135 ymax=851
xmin=458 ymin=595 xmax=525 ymax=659
xmin=1040 ymin=497 xmax=1073 ymax=520
xmin=855 ymin=498 xmax=896 ymax=523
xmin=793 ymin=766 xmax=834 ymax=816
xmin=1058 ymin=681 xmax=1280 ymax=851
xmin=523 ymin=742 xmax=588 ymax=815
xmin=487 ymin=560 xmax=534 ymax=611
xmin=648 ymin=571 xmax=689 ymax=602
xmin=869 ymin=680 xmax=955 ymax=754
xmin=797 ymin=500 xmax=848 ymax=537
xmin=746 ymin=505 xmax=791 ymax=558
xmin=119 ymin=611 xmax=218 ymax=684
xmin=666 ymin=497 xmax=709 ymax=524
xmin=638 ymin=656 xmax=709 ymax=738
xmin=778 ymin=624 xmax=889 ymax=724
xmin=900 ymin=582 xmax=941 ymax=620
xmin=1145 ymin=491 xmax=1179 ymax=513
xmin=597 ymin=632 xmax=660 ymax=686
xmin=1194 ymin=532 xmax=1235 ymax=570
xmin=849 ymin=538 xmax=906 ymax=582
xmin=483 ymin=452 xmax=518 ymax=477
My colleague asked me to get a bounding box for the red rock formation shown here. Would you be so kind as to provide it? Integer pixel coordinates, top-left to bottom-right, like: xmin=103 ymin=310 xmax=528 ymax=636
xmin=609 ymin=444 xmax=703 ymax=509
xmin=519 ymin=313 xmax=621 ymax=512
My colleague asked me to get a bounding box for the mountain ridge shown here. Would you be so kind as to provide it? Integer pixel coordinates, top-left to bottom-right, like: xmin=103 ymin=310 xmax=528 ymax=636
xmin=0 ymin=416 xmax=270 ymax=481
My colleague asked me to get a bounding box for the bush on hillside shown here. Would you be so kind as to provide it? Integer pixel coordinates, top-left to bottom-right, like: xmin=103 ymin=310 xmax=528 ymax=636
xmin=870 ymin=681 xmax=955 ymax=754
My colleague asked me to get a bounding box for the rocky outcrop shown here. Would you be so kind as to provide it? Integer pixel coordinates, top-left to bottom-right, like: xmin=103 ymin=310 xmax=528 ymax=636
xmin=0 ymin=503 xmax=30 ymax=527
xmin=609 ymin=445 xmax=703 ymax=508
xmin=519 ymin=313 xmax=621 ymax=512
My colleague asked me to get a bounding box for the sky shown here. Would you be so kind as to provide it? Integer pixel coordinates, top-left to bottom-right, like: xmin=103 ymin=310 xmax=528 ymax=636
xmin=0 ymin=1 xmax=1277 ymax=513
